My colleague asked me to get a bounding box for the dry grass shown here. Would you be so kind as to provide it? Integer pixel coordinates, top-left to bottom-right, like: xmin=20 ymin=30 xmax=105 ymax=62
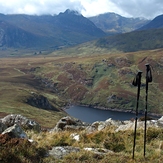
xmin=24 ymin=126 xmax=163 ymax=162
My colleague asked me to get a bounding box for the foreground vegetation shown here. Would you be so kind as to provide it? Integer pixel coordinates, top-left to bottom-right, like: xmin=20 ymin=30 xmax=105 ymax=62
xmin=1 ymin=125 xmax=163 ymax=162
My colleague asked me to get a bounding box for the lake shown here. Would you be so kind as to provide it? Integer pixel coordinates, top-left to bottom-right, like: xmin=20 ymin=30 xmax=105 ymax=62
xmin=65 ymin=105 xmax=144 ymax=123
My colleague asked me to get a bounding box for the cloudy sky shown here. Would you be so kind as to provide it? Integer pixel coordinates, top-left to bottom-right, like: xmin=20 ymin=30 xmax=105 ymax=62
xmin=0 ymin=0 xmax=162 ymax=19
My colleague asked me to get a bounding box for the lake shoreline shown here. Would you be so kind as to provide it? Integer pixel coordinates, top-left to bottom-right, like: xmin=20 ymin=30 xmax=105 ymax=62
xmin=65 ymin=103 xmax=162 ymax=119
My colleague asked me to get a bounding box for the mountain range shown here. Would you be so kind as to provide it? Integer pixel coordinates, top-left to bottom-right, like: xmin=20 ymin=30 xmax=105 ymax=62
xmin=0 ymin=10 xmax=163 ymax=53
xmin=88 ymin=12 xmax=150 ymax=34
xmin=0 ymin=9 xmax=105 ymax=50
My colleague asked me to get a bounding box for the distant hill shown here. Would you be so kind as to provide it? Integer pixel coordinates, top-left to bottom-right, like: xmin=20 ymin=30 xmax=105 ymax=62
xmin=95 ymin=28 xmax=163 ymax=52
xmin=88 ymin=12 xmax=150 ymax=34
xmin=0 ymin=9 xmax=106 ymax=50
xmin=54 ymin=27 xmax=163 ymax=55
xmin=138 ymin=14 xmax=163 ymax=30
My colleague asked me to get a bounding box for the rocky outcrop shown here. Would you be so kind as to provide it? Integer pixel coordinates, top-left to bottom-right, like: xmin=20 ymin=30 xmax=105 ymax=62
xmin=52 ymin=116 xmax=163 ymax=134
xmin=1 ymin=114 xmax=41 ymax=132
xmin=26 ymin=92 xmax=59 ymax=111
xmin=115 ymin=120 xmax=158 ymax=132
xmin=2 ymin=124 xmax=27 ymax=138
xmin=52 ymin=116 xmax=89 ymax=132
xmin=1 ymin=114 xmax=163 ymax=161
xmin=0 ymin=121 xmax=7 ymax=133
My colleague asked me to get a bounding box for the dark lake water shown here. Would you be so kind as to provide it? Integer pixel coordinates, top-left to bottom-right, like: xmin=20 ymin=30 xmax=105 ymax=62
xmin=65 ymin=105 xmax=144 ymax=123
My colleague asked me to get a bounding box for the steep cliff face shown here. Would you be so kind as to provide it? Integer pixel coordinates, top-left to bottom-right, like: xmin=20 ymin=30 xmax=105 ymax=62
xmin=0 ymin=21 xmax=39 ymax=48
xmin=26 ymin=93 xmax=59 ymax=111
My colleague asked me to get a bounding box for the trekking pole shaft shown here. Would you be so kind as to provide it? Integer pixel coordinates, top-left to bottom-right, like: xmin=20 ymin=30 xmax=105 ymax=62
xmin=132 ymin=72 xmax=142 ymax=159
xmin=144 ymin=81 xmax=148 ymax=157
xmin=144 ymin=64 xmax=150 ymax=157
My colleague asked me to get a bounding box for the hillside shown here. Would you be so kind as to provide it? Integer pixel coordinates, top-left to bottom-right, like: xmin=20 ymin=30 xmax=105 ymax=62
xmin=139 ymin=14 xmax=163 ymax=30
xmin=95 ymin=28 xmax=163 ymax=52
xmin=52 ymin=28 xmax=163 ymax=54
xmin=0 ymin=10 xmax=105 ymax=51
xmin=89 ymin=12 xmax=150 ymax=34
xmin=1 ymin=49 xmax=163 ymax=129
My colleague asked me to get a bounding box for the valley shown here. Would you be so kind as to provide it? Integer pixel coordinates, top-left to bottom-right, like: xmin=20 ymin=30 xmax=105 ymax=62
xmin=1 ymin=48 xmax=163 ymax=128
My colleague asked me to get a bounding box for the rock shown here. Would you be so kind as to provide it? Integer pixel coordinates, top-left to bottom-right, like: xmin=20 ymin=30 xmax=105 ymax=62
xmin=84 ymin=147 xmax=113 ymax=155
xmin=157 ymin=116 xmax=163 ymax=127
xmin=26 ymin=93 xmax=58 ymax=111
xmin=158 ymin=116 xmax=163 ymax=121
xmin=116 ymin=120 xmax=158 ymax=132
xmin=85 ymin=124 xmax=97 ymax=134
xmin=52 ymin=116 xmax=88 ymax=132
xmin=0 ymin=121 xmax=7 ymax=133
xmin=105 ymin=118 xmax=124 ymax=127
xmin=86 ymin=121 xmax=106 ymax=134
xmin=64 ymin=125 xmax=86 ymax=130
xmin=70 ymin=133 xmax=80 ymax=141
xmin=49 ymin=146 xmax=80 ymax=159
xmin=1 ymin=114 xmax=41 ymax=132
xmin=2 ymin=124 xmax=28 ymax=138
xmin=85 ymin=118 xmax=124 ymax=134
xmin=115 ymin=122 xmax=134 ymax=132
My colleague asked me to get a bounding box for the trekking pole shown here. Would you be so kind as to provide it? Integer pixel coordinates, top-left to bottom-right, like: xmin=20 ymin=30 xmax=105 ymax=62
xmin=132 ymin=71 xmax=143 ymax=159
xmin=144 ymin=63 xmax=152 ymax=157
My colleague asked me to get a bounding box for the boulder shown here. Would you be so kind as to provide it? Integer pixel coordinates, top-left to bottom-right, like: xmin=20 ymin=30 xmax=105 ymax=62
xmin=49 ymin=146 xmax=80 ymax=159
xmin=105 ymin=118 xmax=124 ymax=127
xmin=85 ymin=123 xmax=99 ymax=134
xmin=1 ymin=114 xmax=41 ymax=132
xmin=0 ymin=121 xmax=7 ymax=133
xmin=52 ymin=116 xmax=88 ymax=131
xmin=157 ymin=116 xmax=163 ymax=127
xmin=85 ymin=118 xmax=124 ymax=134
xmin=2 ymin=124 xmax=28 ymax=138
xmin=158 ymin=116 xmax=163 ymax=121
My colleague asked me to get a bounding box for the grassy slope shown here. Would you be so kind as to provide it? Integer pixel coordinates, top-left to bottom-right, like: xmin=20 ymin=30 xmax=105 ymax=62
xmin=1 ymin=48 xmax=163 ymax=128
xmin=0 ymin=57 xmax=67 ymax=128
xmin=51 ymin=48 xmax=163 ymax=115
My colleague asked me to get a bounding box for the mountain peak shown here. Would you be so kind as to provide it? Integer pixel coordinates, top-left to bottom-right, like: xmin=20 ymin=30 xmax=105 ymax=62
xmin=61 ymin=9 xmax=82 ymax=16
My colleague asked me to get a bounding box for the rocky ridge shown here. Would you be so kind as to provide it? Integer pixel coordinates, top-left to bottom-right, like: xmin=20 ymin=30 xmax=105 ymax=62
xmin=1 ymin=114 xmax=163 ymax=160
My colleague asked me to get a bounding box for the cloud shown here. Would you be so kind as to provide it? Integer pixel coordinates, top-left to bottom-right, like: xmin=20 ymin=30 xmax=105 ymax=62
xmin=78 ymin=0 xmax=120 ymax=17
xmin=0 ymin=0 xmax=83 ymax=15
xmin=109 ymin=0 xmax=163 ymax=19
xmin=0 ymin=0 xmax=162 ymax=19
